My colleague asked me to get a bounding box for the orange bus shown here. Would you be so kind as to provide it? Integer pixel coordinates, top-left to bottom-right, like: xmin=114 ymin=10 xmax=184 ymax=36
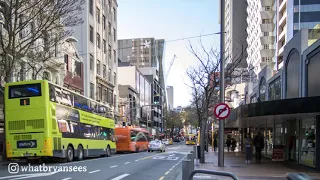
xmin=115 ymin=127 xmax=151 ymax=153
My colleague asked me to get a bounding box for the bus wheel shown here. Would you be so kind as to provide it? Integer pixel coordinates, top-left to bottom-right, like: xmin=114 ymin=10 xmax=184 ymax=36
xmin=76 ymin=145 xmax=84 ymax=161
xmin=67 ymin=145 xmax=74 ymax=162
xmin=106 ymin=145 xmax=111 ymax=157
xmin=135 ymin=146 xmax=139 ymax=153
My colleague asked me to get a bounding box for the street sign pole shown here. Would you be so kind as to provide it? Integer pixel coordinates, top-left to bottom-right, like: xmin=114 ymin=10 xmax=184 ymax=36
xmin=219 ymin=0 xmax=225 ymax=167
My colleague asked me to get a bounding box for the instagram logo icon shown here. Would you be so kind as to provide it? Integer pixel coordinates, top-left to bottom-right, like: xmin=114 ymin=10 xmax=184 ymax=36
xmin=8 ymin=163 xmax=20 ymax=174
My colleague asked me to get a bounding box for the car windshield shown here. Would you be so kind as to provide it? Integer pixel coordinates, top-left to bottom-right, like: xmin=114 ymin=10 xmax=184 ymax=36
xmin=150 ymin=140 xmax=160 ymax=144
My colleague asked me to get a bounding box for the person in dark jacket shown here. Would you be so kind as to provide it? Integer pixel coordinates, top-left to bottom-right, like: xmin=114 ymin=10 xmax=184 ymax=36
xmin=213 ymin=137 xmax=218 ymax=152
xmin=253 ymin=132 xmax=264 ymax=163
xmin=226 ymin=137 xmax=231 ymax=152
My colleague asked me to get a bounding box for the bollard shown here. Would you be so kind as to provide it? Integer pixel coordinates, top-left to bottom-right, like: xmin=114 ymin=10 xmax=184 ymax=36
xmin=182 ymin=159 xmax=191 ymax=180
xmin=193 ymin=146 xmax=197 ymax=159
xmin=190 ymin=151 xmax=194 ymax=160
xmin=187 ymin=153 xmax=194 ymax=172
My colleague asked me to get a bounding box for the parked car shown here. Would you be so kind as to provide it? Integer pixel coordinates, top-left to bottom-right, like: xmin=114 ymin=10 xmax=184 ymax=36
xmin=148 ymin=140 xmax=166 ymax=152
xmin=162 ymin=139 xmax=170 ymax=146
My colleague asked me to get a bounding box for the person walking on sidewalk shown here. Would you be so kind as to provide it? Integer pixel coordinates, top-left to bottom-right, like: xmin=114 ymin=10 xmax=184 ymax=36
xmin=253 ymin=132 xmax=264 ymax=163
xmin=245 ymin=134 xmax=253 ymax=164
xmin=226 ymin=137 xmax=231 ymax=152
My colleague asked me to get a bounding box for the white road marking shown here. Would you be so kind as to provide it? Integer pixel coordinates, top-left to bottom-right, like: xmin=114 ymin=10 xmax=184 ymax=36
xmin=110 ymin=165 xmax=118 ymax=168
xmin=124 ymin=162 xmax=130 ymax=164
xmin=135 ymin=159 xmax=139 ymax=161
xmin=88 ymin=170 xmax=100 ymax=174
xmin=59 ymin=152 xmax=148 ymax=166
xmin=0 ymin=172 xmax=59 ymax=180
xmin=111 ymin=174 xmax=130 ymax=180
xmin=61 ymin=178 xmax=72 ymax=180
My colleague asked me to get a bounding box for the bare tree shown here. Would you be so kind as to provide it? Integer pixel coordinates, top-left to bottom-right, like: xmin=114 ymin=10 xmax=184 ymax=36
xmin=186 ymin=38 xmax=247 ymax=163
xmin=0 ymin=0 xmax=84 ymax=82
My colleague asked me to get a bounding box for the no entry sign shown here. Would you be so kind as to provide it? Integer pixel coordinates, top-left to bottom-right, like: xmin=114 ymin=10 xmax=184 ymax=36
xmin=213 ymin=103 xmax=231 ymax=119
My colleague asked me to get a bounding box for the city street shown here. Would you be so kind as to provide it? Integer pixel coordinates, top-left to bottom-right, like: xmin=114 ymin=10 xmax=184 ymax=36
xmin=0 ymin=143 xmax=191 ymax=180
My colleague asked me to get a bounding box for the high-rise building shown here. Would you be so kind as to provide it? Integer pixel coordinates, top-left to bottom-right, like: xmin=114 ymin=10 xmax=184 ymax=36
xmin=225 ymin=0 xmax=248 ymax=69
xmin=276 ymin=0 xmax=320 ymax=70
xmin=246 ymin=0 xmax=276 ymax=82
xmin=70 ymin=0 xmax=119 ymax=117
xmin=166 ymin=86 xmax=174 ymax=110
xmin=118 ymin=38 xmax=167 ymax=135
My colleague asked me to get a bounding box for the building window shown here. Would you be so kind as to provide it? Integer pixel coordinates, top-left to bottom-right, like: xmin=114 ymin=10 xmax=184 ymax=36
xmin=90 ymin=54 xmax=94 ymax=71
xmin=89 ymin=26 xmax=93 ymax=43
xmin=103 ymin=39 xmax=106 ymax=53
xmin=97 ymin=84 xmax=102 ymax=101
xmin=103 ymin=89 xmax=107 ymax=102
xmin=259 ymin=77 xmax=266 ymax=102
xmin=90 ymin=83 xmax=94 ymax=99
xmin=64 ymin=54 xmax=69 ymax=71
xmin=97 ymin=33 xmax=100 ymax=48
xmin=97 ymin=60 xmax=100 ymax=75
xmin=96 ymin=7 xmax=100 ymax=23
xmin=108 ymin=0 xmax=112 ymax=13
xmin=114 ymin=72 xmax=116 ymax=84
xmin=103 ymin=65 xmax=106 ymax=78
xmin=89 ymin=0 xmax=93 ymax=15
xmin=108 ymin=45 xmax=112 ymax=59
xmin=75 ymin=61 xmax=81 ymax=77
xmin=113 ymin=28 xmax=116 ymax=41
xmin=113 ymin=8 xmax=116 ymax=21
xmin=103 ymin=15 xmax=106 ymax=29
xmin=108 ymin=22 xmax=111 ymax=35
xmin=114 ymin=50 xmax=116 ymax=63
xmin=108 ymin=68 xmax=111 ymax=82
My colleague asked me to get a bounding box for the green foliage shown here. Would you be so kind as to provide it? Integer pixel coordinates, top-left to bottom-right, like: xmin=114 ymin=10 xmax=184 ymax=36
xmin=182 ymin=106 xmax=198 ymax=128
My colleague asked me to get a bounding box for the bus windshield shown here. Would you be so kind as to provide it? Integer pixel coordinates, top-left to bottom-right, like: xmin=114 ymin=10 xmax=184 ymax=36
xmin=8 ymin=83 xmax=42 ymax=99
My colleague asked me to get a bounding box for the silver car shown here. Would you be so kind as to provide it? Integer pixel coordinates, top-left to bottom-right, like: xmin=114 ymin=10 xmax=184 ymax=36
xmin=148 ymin=140 xmax=166 ymax=152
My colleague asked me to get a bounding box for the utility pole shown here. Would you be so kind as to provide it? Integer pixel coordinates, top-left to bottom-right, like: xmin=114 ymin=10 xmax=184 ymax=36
xmin=218 ymin=0 xmax=225 ymax=167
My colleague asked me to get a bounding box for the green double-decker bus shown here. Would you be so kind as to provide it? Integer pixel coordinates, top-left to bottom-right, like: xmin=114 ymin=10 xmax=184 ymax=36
xmin=5 ymin=80 xmax=116 ymax=162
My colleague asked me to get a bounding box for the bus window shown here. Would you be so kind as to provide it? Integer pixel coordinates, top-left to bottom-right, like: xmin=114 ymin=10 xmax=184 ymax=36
xmin=130 ymin=130 xmax=137 ymax=141
xmin=9 ymin=83 xmax=42 ymax=99
xmin=58 ymin=119 xmax=70 ymax=133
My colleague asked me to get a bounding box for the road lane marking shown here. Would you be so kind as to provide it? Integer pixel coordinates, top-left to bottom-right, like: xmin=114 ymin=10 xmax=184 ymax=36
xmin=61 ymin=178 xmax=72 ymax=180
xmin=59 ymin=152 xmax=148 ymax=166
xmin=135 ymin=159 xmax=139 ymax=161
xmin=138 ymin=152 xmax=169 ymax=160
xmin=159 ymin=176 xmax=165 ymax=180
xmin=111 ymin=174 xmax=130 ymax=180
xmin=110 ymin=165 xmax=118 ymax=168
xmin=165 ymin=171 xmax=169 ymax=175
xmin=124 ymin=162 xmax=130 ymax=164
xmin=88 ymin=170 xmax=100 ymax=174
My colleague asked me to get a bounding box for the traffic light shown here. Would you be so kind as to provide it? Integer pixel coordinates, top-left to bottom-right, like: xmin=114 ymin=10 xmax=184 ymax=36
xmin=153 ymin=94 xmax=160 ymax=105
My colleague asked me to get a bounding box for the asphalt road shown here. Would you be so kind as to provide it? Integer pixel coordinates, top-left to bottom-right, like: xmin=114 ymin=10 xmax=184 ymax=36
xmin=0 ymin=142 xmax=192 ymax=180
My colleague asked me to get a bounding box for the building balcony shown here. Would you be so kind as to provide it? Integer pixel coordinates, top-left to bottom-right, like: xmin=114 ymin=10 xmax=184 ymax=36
xmin=260 ymin=48 xmax=275 ymax=58
xmin=278 ymin=29 xmax=286 ymax=42
xmin=260 ymin=23 xmax=275 ymax=32
xmin=260 ymin=8 xmax=275 ymax=19
xmin=260 ymin=0 xmax=275 ymax=7
xmin=279 ymin=13 xmax=287 ymax=27
xmin=279 ymin=0 xmax=287 ymax=12
xmin=260 ymin=36 xmax=275 ymax=45
xmin=278 ymin=45 xmax=284 ymax=56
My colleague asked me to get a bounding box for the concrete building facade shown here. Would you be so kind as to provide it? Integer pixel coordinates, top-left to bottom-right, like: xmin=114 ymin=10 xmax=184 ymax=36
xmin=166 ymin=86 xmax=174 ymax=110
xmin=70 ymin=0 xmax=119 ymax=118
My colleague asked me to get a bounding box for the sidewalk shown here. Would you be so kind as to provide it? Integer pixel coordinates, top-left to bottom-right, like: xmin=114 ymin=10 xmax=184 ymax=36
xmin=190 ymin=148 xmax=320 ymax=180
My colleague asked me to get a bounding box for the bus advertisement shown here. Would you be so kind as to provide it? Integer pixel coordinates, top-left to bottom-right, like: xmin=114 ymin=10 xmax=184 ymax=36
xmin=5 ymin=80 xmax=116 ymax=162
xmin=115 ymin=126 xmax=151 ymax=153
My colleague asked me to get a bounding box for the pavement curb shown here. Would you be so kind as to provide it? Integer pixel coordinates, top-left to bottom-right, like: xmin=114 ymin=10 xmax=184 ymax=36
xmin=175 ymin=170 xmax=182 ymax=180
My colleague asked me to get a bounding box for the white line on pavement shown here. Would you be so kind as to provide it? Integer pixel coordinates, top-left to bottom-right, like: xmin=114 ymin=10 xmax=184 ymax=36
xmin=124 ymin=162 xmax=130 ymax=164
xmin=110 ymin=165 xmax=118 ymax=168
xmin=135 ymin=159 xmax=139 ymax=161
xmin=111 ymin=174 xmax=130 ymax=180
xmin=88 ymin=170 xmax=100 ymax=174
xmin=59 ymin=152 xmax=148 ymax=166
xmin=61 ymin=178 xmax=72 ymax=180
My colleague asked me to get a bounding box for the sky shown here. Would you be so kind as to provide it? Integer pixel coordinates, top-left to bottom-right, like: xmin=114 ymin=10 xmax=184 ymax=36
xmin=117 ymin=0 xmax=220 ymax=108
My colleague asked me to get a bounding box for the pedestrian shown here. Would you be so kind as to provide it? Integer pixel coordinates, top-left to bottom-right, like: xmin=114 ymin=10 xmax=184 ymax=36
xmin=231 ymin=138 xmax=237 ymax=151
xmin=253 ymin=132 xmax=264 ymax=163
xmin=245 ymin=134 xmax=253 ymax=164
xmin=226 ymin=137 xmax=231 ymax=152
xmin=214 ymin=137 xmax=218 ymax=152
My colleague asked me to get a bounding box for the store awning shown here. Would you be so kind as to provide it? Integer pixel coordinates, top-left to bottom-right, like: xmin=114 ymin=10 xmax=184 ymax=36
xmin=226 ymin=96 xmax=320 ymax=128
